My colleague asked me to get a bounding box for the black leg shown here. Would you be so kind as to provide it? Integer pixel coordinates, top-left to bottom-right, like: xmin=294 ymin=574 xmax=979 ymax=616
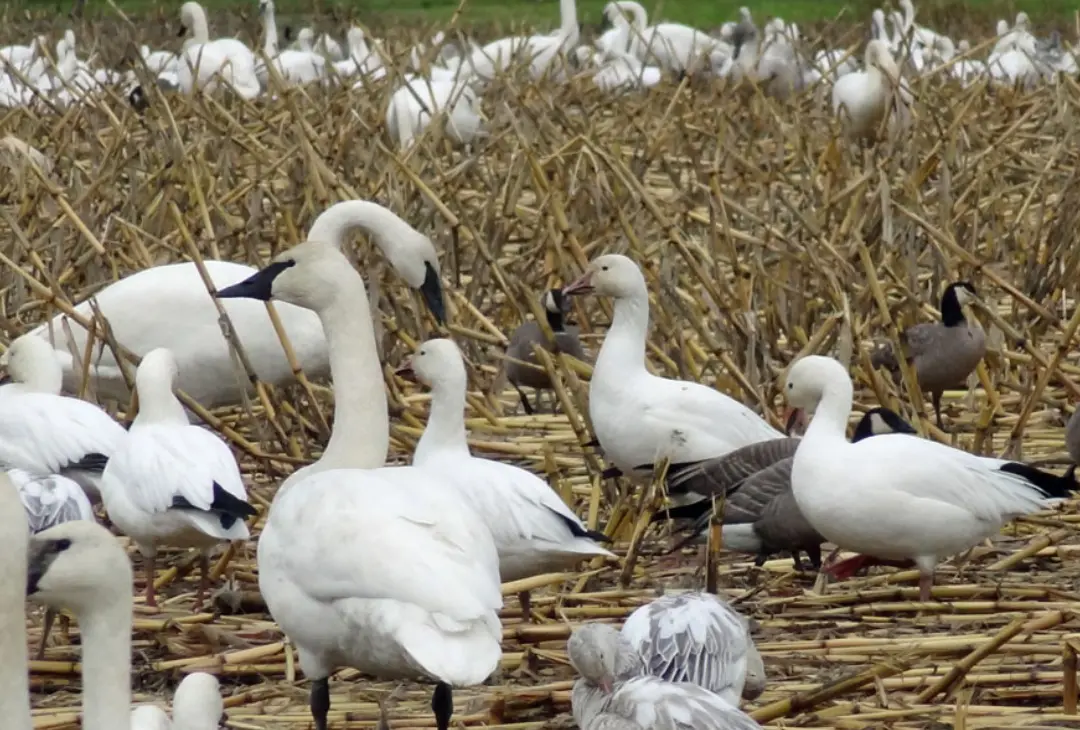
xmin=806 ymin=543 xmax=823 ymax=572
xmin=311 ymin=677 xmax=330 ymax=730
xmin=514 ymin=386 xmax=534 ymax=415
xmin=753 ymin=553 xmax=768 ymax=568
xmin=932 ymin=391 xmax=946 ymax=431
xmin=432 ymin=682 xmax=453 ymax=730
xmin=37 ymin=607 xmax=57 ymax=659
xmin=789 ymin=551 xmax=807 ymax=572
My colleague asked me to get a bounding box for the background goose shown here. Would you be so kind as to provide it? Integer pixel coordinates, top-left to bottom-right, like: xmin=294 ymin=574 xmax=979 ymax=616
xmin=620 ymin=592 xmax=764 ymax=704
xmin=504 ymin=288 xmax=588 ymax=414
xmin=385 ymin=74 xmax=484 ymax=150
xmin=465 ymin=0 xmax=578 ymax=82
xmin=217 ymin=243 xmax=499 ymax=730
xmin=569 ymin=623 xmax=761 ymax=730
xmin=563 ymin=254 xmax=782 ymax=480
xmin=100 ymin=348 xmax=256 ymax=608
xmin=258 ymin=0 xmax=329 ymax=86
xmin=870 ymin=282 xmax=986 ymax=430
xmin=397 ymin=338 xmax=612 ymax=618
xmin=832 ymin=39 xmax=910 ymax=141
xmin=0 ymin=471 xmax=33 ymax=730
xmin=785 ymin=355 xmax=1075 ymax=601
xmin=176 ymin=1 xmax=261 ymax=98
xmin=0 ymin=334 xmax=126 ymax=503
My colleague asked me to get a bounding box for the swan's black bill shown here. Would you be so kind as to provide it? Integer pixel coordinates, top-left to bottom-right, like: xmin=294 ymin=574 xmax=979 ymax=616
xmin=216 ymin=260 xmax=296 ymax=301
xmin=421 ymin=262 xmax=446 ymax=325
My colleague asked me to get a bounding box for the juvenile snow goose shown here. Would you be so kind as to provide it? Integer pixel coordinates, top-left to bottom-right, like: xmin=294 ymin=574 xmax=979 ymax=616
xmin=397 ymin=338 xmax=612 ymax=617
xmin=99 ymin=348 xmax=256 ymax=608
xmin=785 ymin=355 xmax=1075 ymax=601
xmin=569 ymin=623 xmax=761 ymax=730
xmin=0 ymin=472 xmax=33 ymax=730
xmin=620 ymin=592 xmax=765 ymax=704
xmin=562 ymin=254 xmax=782 ymax=480
xmin=870 ymin=281 xmax=986 ymax=430
xmin=0 ymin=334 xmax=126 ymax=503
xmin=504 ymin=288 xmax=588 ymax=414
xmin=216 ymin=244 xmax=501 ymax=730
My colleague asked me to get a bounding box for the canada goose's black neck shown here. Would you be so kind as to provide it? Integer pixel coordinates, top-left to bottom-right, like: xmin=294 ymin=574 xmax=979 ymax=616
xmin=940 ymin=283 xmax=970 ymax=328
xmin=545 ymin=307 xmax=566 ymax=333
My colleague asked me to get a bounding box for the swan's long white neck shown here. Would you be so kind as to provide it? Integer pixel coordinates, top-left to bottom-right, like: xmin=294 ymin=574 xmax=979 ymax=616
xmin=594 ymin=289 xmax=649 ymax=382
xmin=800 ymin=374 xmax=854 ymax=450
xmin=307 ymin=200 xmax=416 ymax=253
xmin=262 ymin=3 xmax=279 ymax=56
xmin=617 ymin=1 xmax=648 ymax=30
xmin=189 ymin=5 xmax=211 ymax=44
xmin=79 ymin=589 xmax=133 ymax=730
xmin=415 ymin=373 xmax=470 ymax=463
xmin=557 ymin=0 xmax=580 ymax=44
xmin=0 ymin=476 xmax=32 ymax=730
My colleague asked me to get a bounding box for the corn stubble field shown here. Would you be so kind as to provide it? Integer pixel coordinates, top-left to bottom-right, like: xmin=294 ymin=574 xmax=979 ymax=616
xmin=5 ymin=6 xmax=1080 ymax=729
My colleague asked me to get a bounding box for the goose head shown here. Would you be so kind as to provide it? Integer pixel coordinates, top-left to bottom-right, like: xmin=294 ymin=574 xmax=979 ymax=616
xmin=2 ymin=334 xmax=58 ymax=386
xmin=27 ymin=521 xmax=132 ymax=613
xmin=172 ymin=673 xmax=226 ymax=730
xmin=1015 ymin=12 xmax=1030 ymax=30
xmin=567 ymin=623 xmax=641 ymax=692
xmin=297 ymin=27 xmax=315 ymax=48
xmin=396 ymin=338 xmax=464 ymax=388
xmin=135 ymin=348 xmax=180 ymax=397
xmin=865 ymin=39 xmax=898 ymax=77
xmin=562 ymin=254 xmax=646 ymax=300
xmin=851 ymin=406 xmax=916 ymax=442
xmin=783 ymin=355 xmax=850 ymax=432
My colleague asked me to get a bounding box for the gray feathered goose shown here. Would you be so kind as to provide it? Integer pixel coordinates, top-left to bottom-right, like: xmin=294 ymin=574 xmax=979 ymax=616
xmin=504 ymin=288 xmax=587 ymax=414
xmin=870 ymin=281 xmax=986 ymax=430
xmin=677 ymin=408 xmax=916 ymax=571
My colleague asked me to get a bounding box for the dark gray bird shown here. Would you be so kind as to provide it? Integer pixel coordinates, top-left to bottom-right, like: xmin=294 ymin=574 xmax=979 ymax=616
xmin=870 ymin=282 xmax=986 ymax=431
xmin=675 ymin=407 xmax=917 ymax=571
xmin=504 ymin=289 xmax=587 ymax=414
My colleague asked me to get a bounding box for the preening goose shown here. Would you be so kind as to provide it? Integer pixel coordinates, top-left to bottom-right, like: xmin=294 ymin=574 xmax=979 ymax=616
xmin=870 ymin=281 xmax=986 ymax=431
xmin=504 ymin=288 xmax=588 ymax=414
xmin=99 ymin=348 xmax=256 ymax=608
xmin=0 ymin=334 xmax=126 ymax=503
xmin=385 ymin=74 xmax=484 ymax=150
xmin=216 ymin=243 xmax=500 ymax=730
xmin=562 ymin=254 xmax=783 ymax=479
xmin=397 ymin=338 xmax=612 ymax=616
xmin=30 ymin=199 xmax=438 ymax=410
xmin=0 ymin=472 xmax=33 ymax=730
xmin=785 ymin=355 xmax=1075 ymax=601
xmin=620 ymin=592 xmax=765 ymax=704
xmin=569 ymin=623 xmax=761 ymax=730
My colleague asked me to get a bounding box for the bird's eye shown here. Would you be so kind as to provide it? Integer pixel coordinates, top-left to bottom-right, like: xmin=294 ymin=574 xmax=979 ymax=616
xmin=601 ymin=265 xmax=609 ymax=271
xmin=420 ymin=351 xmax=426 ymax=357
xmin=787 ymin=383 xmax=793 ymax=390
xmin=55 ymin=539 xmax=72 ymax=552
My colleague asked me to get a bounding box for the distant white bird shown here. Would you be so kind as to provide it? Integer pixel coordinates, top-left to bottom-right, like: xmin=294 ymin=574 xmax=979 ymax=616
xmin=332 ymin=27 xmax=384 ymax=80
xmin=258 ymin=0 xmax=328 ymax=86
xmin=385 ymin=75 xmax=484 ymax=150
xmin=292 ymin=27 xmax=345 ymax=62
xmin=466 ymin=0 xmax=579 ymax=81
xmin=0 ymin=334 xmax=126 ymax=503
xmin=599 ymin=1 xmax=731 ymax=75
xmin=398 ymin=339 xmax=612 ymax=616
xmin=99 ymin=348 xmax=255 ymax=608
xmin=176 ymin=0 xmax=261 ymax=98
xmin=831 ymin=40 xmax=912 ymax=141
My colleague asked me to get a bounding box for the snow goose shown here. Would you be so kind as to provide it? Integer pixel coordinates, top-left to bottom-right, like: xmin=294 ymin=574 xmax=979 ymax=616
xmin=784 ymin=355 xmax=1075 ymax=601
xmin=12 ymin=467 xmax=95 ymax=535
xmin=831 ymin=39 xmax=911 ymax=141
xmin=30 ymin=198 xmax=440 ymax=410
xmin=620 ymin=592 xmax=764 ymax=704
xmin=396 ymin=338 xmax=612 ymax=617
xmin=177 ymin=1 xmax=261 ymax=98
xmin=466 ymin=0 xmax=579 ymax=82
xmin=870 ymin=282 xmax=986 ymax=430
xmin=504 ymin=288 xmax=588 ymax=414
xmin=99 ymin=347 xmax=256 ymax=608
xmin=569 ymin=623 xmax=760 ymax=730
xmin=216 ymin=243 xmax=501 ymax=730
xmin=0 ymin=334 xmax=126 ymax=502
xmin=562 ymin=254 xmax=783 ymax=480
xmin=385 ymin=74 xmax=484 ymax=150
xmin=0 ymin=471 xmax=33 ymax=730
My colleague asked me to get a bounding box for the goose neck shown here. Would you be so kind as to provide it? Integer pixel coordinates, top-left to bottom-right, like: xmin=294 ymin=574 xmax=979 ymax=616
xmin=595 ymin=292 xmax=649 ymax=377
xmin=314 ymin=278 xmax=389 ymax=473
xmin=802 ymin=376 xmax=854 ymax=449
xmin=545 ymin=308 xmax=566 ymax=333
xmin=415 ymin=377 xmax=470 ymax=462
xmin=79 ymin=595 xmax=132 ymax=730
xmin=307 ymin=200 xmax=418 ymax=255
xmin=557 ymin=0 xmax=579 ymax=43
xmin=0 ymin=483 xmax=31 ymax=730
xmin=262 ymin=5 xmax=279 ymax=56
xmin=618 ymin=1 xmax=648 ymax=30
xmin=134 ymin=375 xmax=188 ymax=425
xmin=190 ymin=6 xmax=210 ymax=43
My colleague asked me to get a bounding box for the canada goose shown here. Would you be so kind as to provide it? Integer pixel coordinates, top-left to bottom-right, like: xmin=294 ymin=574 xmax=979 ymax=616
xmin=870 ymin=281 xmax=986 ymax=430
xmin=504 ymin=288 xmax=587 ymax=414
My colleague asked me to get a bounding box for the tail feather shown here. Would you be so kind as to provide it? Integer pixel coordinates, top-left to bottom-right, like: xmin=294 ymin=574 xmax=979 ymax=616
xmin=999 ymin=462 xmax=1077 ymax=499
xmin=720 ymin=523 xmax=763 ymax=554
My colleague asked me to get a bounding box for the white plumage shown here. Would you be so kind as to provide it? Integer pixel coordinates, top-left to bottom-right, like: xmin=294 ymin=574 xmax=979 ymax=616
xmin=100 ymin=347 xmax=254 ymax=607
xmin=10 ymin=468 xmax=94 ymax=535
xmin=385 ymin=75 xmax=484 ymax=150
xmin=786 ymin=355 xmax=1074 ymax=600
xmin=176 ymin=1 xmax=261 ymax=98
xmin=620 ymin=592 xmax=764 ymax=704
xmin=563 ymin=254 xmax=782 ymax=478
xmin=402 ymin=338 xmax=612 ymax=584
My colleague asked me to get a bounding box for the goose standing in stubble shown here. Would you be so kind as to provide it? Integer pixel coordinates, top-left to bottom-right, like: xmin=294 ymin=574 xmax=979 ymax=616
xmin=870 ymin=281 xmax=986 ymax=430
xmin=504 ymin=288 xmax=588 ymax=414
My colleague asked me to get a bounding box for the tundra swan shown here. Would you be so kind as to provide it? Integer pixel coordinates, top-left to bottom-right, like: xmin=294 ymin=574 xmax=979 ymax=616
xmin=257 ymin=0 xmax=328 ymax=86
xmin=831 ymin=40 xmax=912 ymax=141
xmin=176 ymin=1 xmax=261 ymax=98
xmin=466 ymin=0 xmax=579 ymax=81
xmin=386 ymin=74 xmax=484 ymax=149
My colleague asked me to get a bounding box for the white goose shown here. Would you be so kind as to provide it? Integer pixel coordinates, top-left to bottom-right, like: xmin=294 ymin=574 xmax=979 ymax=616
xmin=831 ymin=40 xmax=911 ymax=141
xmin=466 ymin=0 xmax=579 ymax=82
xmin=30 ymin=199 xmax=441 ymax=410
xmin=258 ymin=0 xmax=328 ymax=86
xmin=784 ymin=355 xmax=1075 ymax=601
xmin=99 ymin=348 xmax=256 ymax=608
xmin=0 ymin=471 xmax=33 ymax=730
xmin=620 ymin=592 xmax=765 ymax=704
xmin=397 ymin=338 xmax=612 ymax=615
xmin=599 ymin=1 xmax=729 ymax=75
xmin=176 ymin=1 xmax=261 ymax=98
xmin=385 ymin=75 xmax=484 ymax=150
xmin=569 ymin=623 xmax=761 ymax=730
xmin=562 ymin=254 xmax=782 ymax=479
xmin=0 ymin=334 xmax=126 ymax=502
xmin=333 ymin=27 xmax=385 ymax=80
xmin=215 ymin=242 xmax=501 ymax=730
xmin=26 ymin=520 xmax=225 ymax=730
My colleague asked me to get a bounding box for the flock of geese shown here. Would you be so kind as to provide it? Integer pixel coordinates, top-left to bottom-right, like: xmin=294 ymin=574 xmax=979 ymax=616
xmin=1 ymin=192 xmax=1078 ymax=729
xmin=0 ymin=0 xmax=1076 ymax=143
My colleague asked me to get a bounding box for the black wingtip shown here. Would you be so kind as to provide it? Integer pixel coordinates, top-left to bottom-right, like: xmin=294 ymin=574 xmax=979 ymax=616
xmin=67 ymin=452 xmax=110 ymax=474
xmin=549 ymin=508 xmax=611 ymax=543
xmin=1000 ymin=462 xmax=1077 ymax=499
xmin=601 ymin=466 xmax=623 ymax=480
